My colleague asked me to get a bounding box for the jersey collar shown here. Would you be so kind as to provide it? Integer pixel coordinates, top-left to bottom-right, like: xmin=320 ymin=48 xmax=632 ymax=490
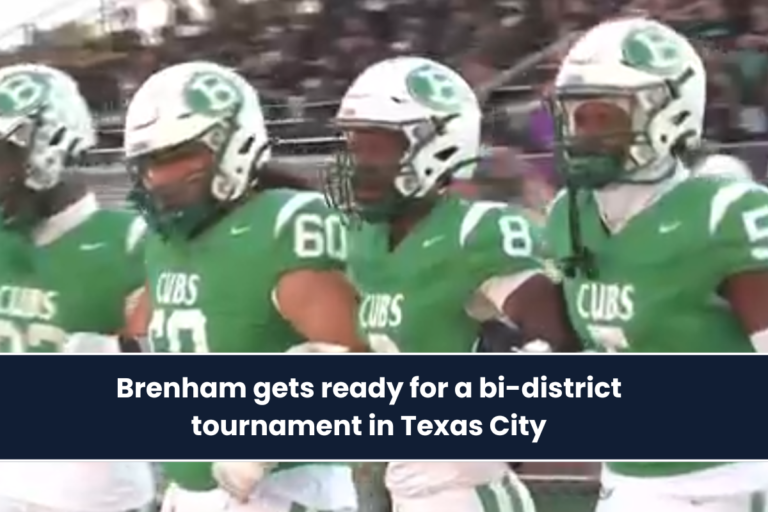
xmin=593 ymin=160 xmax=690 ymax=234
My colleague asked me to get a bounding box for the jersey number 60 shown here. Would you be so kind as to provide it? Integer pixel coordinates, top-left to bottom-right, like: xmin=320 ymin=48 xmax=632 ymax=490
xmin=294 ymin=214 xmax=347 ymax=260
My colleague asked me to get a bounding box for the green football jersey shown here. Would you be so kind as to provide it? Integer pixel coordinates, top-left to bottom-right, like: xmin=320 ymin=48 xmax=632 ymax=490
xmin=144 ymin=189 xmax=348 ymax=491
xmin=546 ymin=175 xmax=768 ymax=477
xmin=145 ymin=189 xmax=346 ymax=353
xmin=348 ymin=195 xmax=544 ymax=353
xmin=0 ymin=194 xmax=145 ymax=352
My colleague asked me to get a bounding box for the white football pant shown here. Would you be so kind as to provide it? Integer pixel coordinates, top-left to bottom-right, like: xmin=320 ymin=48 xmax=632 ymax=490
xmin=161 ymin=485 xmax=356 ymax=512
xmin=0 ymin=462 xmax=155 ymax=512
xmin=597 ymin=463 xmax=768 ymax=512
xmin=391 ymin=472 xmax=536 ymax=512
xmin=0 ymin=499 xmax=153 ymax=512
xmin=161 ymin=465 xmax=357 ymax=512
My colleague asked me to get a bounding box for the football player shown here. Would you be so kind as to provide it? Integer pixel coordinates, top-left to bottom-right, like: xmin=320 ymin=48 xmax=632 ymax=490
xmin=544 ymin=16 xmax=768 ymax=512
xmin=0 ymin=64 xmax=154 ymax=512
xmin=322 ymin=55 xmax=575 ymax=511
xmin=122 ymin=61 xmax=360 ymax=512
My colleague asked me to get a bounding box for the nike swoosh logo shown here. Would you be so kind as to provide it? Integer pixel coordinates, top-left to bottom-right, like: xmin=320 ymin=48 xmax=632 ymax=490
xmin=230 ymin=226 xmax=250 ymax=235
xmin=659 ymin=222 xmax=681 ymax=233
xmin=80 ymin=243 xmax=105 ymax=251
xmin=422 ymin=236 xmax=444 ymax=247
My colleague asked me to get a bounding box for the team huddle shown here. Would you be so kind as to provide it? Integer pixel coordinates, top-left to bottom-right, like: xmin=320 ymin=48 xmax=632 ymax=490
xmin=0 ymin=13 xmax=766 ymax=512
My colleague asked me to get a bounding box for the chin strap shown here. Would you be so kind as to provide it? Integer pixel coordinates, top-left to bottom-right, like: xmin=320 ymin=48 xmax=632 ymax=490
xmin=562 ymin=184 xmax=597 ymax=280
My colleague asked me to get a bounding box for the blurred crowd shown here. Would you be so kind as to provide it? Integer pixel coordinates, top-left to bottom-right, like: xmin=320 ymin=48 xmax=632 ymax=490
xmin=2 ymin=0 xmax=768 ymax=212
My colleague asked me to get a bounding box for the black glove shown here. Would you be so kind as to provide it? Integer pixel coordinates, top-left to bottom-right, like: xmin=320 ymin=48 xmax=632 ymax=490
xmin=475 ymin=319 xmax=528 ymax=352
xmin=117 ymin=335 xmax=145 ymax=353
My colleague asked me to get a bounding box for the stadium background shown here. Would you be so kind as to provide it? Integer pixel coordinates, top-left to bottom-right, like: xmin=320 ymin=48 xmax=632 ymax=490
xmin=1 ymin=0 xmax=764 ymax=509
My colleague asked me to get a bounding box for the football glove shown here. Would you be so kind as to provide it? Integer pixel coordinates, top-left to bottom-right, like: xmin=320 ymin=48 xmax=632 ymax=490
xmin=117 ymin=335 xmax=145 ymax=352
xmin=515 ymin=340 xmax=553 ymax=353
xmin=475 ymin=320 xmax=553 ymax=353
xmin=212 ymin=462 xmax=276 ymax=502
xmin=286 ymin=342 xmax=350 ymax=353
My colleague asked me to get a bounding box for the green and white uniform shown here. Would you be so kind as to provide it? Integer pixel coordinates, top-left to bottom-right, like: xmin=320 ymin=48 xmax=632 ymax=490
xmin=145 ymin=189 xmax=347 ymax=353
xmin=0 ymin=194 xmax=145 ymax=352
xmin=0 ymin=194 xmax=155 ymax=512
xmin=146 ymin=189 xmax=354 ymax=512
xmin=349 ymin=195 xmax=543 ymax=353
xmin=546 ymin=175 xmax=768 ymax=506
xmin=547 ymin=176 xmax=766 ymax=355
xmin=347 ymin=195 xmax=540 ymax=512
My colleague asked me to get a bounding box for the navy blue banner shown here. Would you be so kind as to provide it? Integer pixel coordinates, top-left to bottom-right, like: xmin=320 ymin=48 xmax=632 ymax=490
xmin=0 ymin=354 xmax=761 ymax=459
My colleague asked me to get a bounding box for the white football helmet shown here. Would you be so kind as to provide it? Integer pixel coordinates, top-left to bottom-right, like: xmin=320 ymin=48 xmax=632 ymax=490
xmin=323 ymin=56 xmax=481 ymax=222
xmin=0 ymin=63 xmax=95 ymax=192
xmin=551 ymin=17 xmax=706 ymax=189
xmin=123 ymin=61 xmax=270 ymax=234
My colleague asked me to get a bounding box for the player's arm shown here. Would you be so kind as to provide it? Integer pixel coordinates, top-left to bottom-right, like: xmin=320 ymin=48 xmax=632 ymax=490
xmin=120 ymin=284 xmax=150 ymax=352
xmin=465 ymin=204 xmax=581 ymax=352
xmin=710 ymin=181 xmax=768 ymax=350
xmin=274 ymin=268 xmax=366 ymax=352
xmin=479 ymin=275 xmax=580 ymax=352
xmin=271 ymin=193 xmax=367 ymax=353
xmin=499 ymin=274 xmax=580 ymax=352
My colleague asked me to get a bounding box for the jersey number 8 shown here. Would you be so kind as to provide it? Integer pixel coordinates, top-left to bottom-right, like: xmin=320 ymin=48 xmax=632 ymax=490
xmin=294 ymin=214 xmax=347 ymax=261
xmin=498 ymin=215 xmax=534 ymax=258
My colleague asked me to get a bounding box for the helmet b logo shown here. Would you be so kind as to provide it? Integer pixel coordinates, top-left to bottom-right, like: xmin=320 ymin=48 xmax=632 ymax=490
xmin=0 ymin=71 xmax=50 ymax=116
xmin=621 ymin=27 xmax=685 ymax=76
xmin=405 ymin=64 xmax=470 ymax=112
xmin=183 ymin=72 xmax=243 ymax=116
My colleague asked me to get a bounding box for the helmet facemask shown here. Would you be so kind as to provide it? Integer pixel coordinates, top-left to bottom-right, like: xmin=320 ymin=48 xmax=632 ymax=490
xmin=127 ymin=120 xmax=237 ymax=239
xmin=323 ymin=114 xmax=461 ymax=225
xmin=0 ymin=107 xmax=66 ymax=230
xmin=549 ymin=81 xmax=687 ymax=190
xmin=0 ymin=138 xmax=36 ymax=229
